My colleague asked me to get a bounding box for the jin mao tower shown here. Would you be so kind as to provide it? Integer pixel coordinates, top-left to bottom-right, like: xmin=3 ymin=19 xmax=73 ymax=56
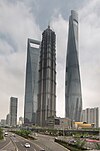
xmin=37 ymin=26 xmax=56 ymax=127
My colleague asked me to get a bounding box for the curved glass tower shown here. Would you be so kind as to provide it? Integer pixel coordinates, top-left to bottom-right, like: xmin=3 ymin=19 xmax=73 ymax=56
xmin=65 ymin=10 xmax=82 ymax=122
xmin=24 ymin=39 xmax=40 ymax=125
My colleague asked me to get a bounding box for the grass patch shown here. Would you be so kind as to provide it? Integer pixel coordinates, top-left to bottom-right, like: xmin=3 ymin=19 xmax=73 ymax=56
xmin=11 ymin=130 xmax=36 ymax=140
xmin=55 ymin=138 xmax=87 ymax=151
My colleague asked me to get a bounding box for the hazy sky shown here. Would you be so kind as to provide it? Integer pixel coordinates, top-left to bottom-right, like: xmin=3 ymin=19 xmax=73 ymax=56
xmin=0 ymin=0 xmax=100 ymax=120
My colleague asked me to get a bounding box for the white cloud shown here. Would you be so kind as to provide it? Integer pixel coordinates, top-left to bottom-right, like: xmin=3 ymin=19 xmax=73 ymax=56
xmin=1 ymin=0 xmax=100 ymax=122
xmin=51 ymin=14 xmax=68 ymax=117
xmin=0 ymin=0 xmax=41 ymax=119
xmin=79 ymin=0 xmax=100 ymax=109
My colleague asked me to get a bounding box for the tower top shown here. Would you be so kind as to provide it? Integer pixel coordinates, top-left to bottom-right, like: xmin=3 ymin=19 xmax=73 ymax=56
xmin=42 ymin=23 xmax=55 ymax=35
xmin=48 ymin=24 xmax=50 ymax=29
xmin=71 ymin=10 xmax=78 ymax=22
xmin=48 ymin=21 xmax=50 ymax=29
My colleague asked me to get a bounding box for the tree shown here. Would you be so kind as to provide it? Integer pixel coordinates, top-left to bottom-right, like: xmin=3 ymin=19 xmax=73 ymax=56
xmin=0 ymin=128 xmax=3 ymax=140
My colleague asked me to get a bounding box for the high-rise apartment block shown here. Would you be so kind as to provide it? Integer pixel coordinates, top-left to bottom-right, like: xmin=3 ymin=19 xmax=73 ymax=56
xmin=0 ymin=119 xmax=6 ymax=127
xmin=6 ymin=114 xmax=10 ymax=126
xmin=24 ymin=39 xmax=40 ymax=125
xmin=37 ymin=26 xmax=56 ymax=127
xmin=65 ymin=10 xmax=82 ymax=122
xmin=82 ymin=107 xmax=99 ymax=128
xmin=10 ymin=97 xmax=18 ymax=127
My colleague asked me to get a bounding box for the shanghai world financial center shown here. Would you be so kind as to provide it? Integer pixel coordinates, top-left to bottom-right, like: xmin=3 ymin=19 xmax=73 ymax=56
xmin=24 ymin=10 xmax=82 ymax=126
xmin=24 ymin=39 xmax=40 ymax=125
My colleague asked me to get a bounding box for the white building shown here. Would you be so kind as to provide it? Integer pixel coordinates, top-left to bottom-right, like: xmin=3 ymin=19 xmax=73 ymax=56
xmin=18 ymin=117 xmax=24 ymax=126
xmin=82 ymin=107 xmax=99 ymax=128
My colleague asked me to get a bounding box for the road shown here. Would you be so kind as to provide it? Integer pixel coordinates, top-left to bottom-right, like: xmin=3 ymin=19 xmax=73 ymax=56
xmin=0 ymin=132 xmax=44 ymax=151
xmin=0 ymin=132 xmax=70 ymax=151
xmin=12 ymin=134 xmax=45 ymax=151
xmin=31 ymin=133 xmax=70 ymax=151
xmin=0 ymin=134 xmax=16 ymax=151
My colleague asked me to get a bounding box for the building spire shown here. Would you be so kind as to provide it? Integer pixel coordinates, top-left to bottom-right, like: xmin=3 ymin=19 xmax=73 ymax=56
xmin=48 ymin=21 xmax=50 ymax=29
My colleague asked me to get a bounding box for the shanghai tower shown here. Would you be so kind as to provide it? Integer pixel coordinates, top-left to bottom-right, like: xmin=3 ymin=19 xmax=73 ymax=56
xmin=65 ymin=10 xmax=82 ymax=122
xmin=37 ymin=25 xmax=56 ymax=127
xmin=24 ymin=39 xmax=40 ymax=125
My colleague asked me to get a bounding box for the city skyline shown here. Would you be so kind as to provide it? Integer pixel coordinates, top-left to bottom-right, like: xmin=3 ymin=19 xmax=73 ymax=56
xmin=0 ymin=0 xmax=100 ymax=120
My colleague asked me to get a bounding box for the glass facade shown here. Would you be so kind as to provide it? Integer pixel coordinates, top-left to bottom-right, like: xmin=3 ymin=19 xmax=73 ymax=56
xmin=65 ymin=10 xmax=82 ymax=122
xmin=37 ymin=26 xmax=56 ymax=127
xmin=24 ymin=39 xmax=40 ymax=125
xmin=10 ymin=97 xmax=18 ymax=127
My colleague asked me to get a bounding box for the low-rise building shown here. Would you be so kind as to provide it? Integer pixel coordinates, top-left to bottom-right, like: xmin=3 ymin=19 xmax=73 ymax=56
xmin=73 ymin=122 xmax=95 ymax=129
xmin=47 ymin=117 xmax=72 ymax=129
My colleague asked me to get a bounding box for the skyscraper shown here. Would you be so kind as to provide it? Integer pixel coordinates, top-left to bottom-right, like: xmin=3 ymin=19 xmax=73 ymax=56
xmin=37 ymin=25 xmax=56 ymax=127
xmin=10 ymin=97 xmax=18 ymax=127
xmin=6 ymin=114 xmax=10 ymax=126
xmin=65 ymin=10 xmax=82 ymax=122
xmin=24 ymin=39 xmax=40 ymax=125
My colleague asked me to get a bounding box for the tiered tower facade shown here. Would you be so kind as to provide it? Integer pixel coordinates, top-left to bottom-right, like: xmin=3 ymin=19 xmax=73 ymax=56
xmin=37 ymin=26 xmax=56 ymax=127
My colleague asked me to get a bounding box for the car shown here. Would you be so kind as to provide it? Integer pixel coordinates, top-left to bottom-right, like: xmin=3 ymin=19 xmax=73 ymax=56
xmin=12 ymin=133 xmax=16 ymax=137
xmin=24 ymin=143 xmax=30 ymax=148
xmin=4 ymin=132 xmax=8 ymax=136
xmin=68 ymin=139 xmax=76 ymax=143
